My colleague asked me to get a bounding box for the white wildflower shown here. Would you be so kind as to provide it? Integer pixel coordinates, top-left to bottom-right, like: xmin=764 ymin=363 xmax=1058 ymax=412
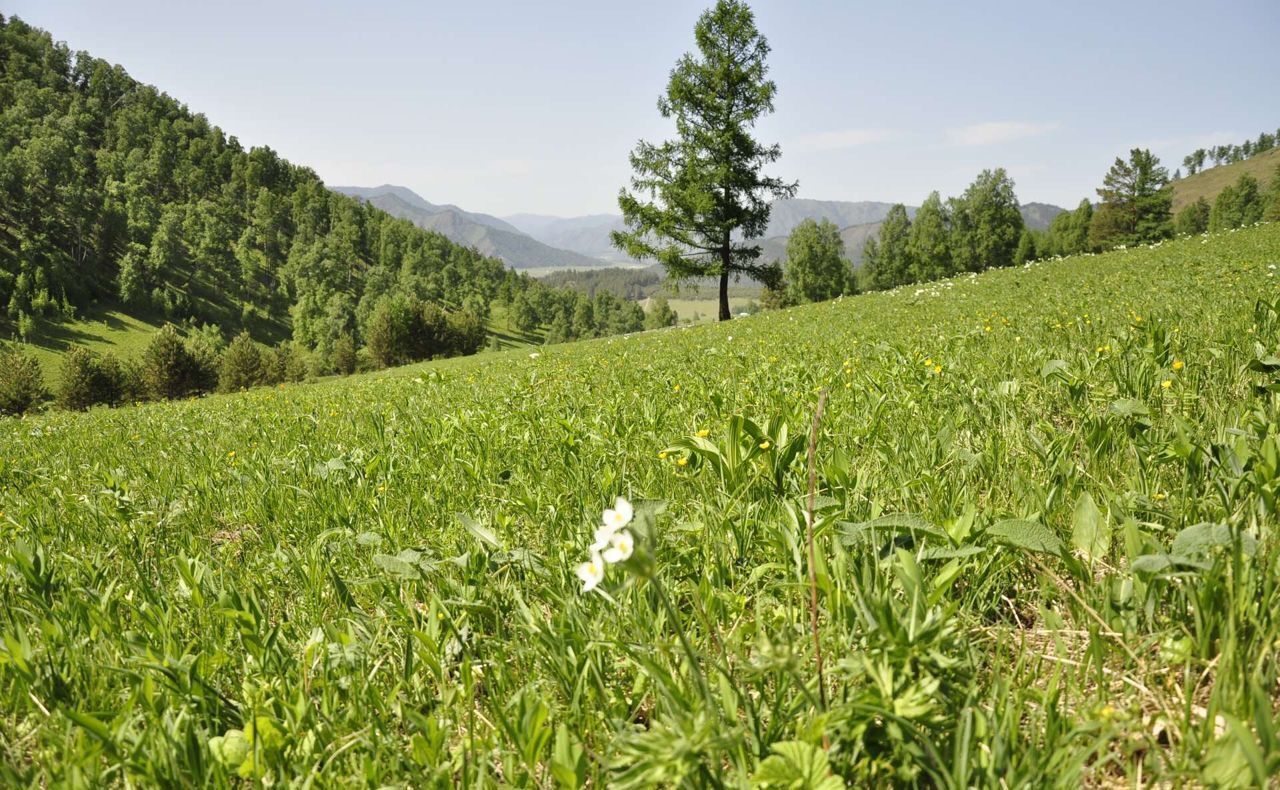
xmin=603 ymin=531 xmax=634 ymax=564
xmin=576 ymin=553 xmax=605 ymax=592
xmin=602 ymin=497 xmax=633 ymax=533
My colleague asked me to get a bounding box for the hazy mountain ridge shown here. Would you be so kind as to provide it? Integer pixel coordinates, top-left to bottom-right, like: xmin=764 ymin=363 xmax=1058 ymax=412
xmin=334 ymin=186 xmax=609 ymax=270
xmin=332 ymin=185 xmax=523 ymax=235
xmin=509 ymin=199 xmax=1063 ymax=268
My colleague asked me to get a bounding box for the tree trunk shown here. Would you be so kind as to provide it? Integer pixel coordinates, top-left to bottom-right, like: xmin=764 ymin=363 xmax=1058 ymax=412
xmin=718 ymin=247 xmax=731 ymax=321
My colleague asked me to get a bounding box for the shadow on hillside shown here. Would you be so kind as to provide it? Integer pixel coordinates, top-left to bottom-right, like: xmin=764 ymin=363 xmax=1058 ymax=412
xmin=28 ymin=321 xmax=108 ymax=351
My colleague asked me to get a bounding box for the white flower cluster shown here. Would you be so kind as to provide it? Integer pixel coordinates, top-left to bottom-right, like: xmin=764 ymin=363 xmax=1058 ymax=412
xmin=575 ymin=497 xmax=635 ymax=592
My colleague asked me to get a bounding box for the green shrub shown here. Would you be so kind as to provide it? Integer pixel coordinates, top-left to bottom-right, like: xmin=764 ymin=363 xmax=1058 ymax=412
xmin=331 ymin=333 xmax=357 ymax=376
xmin=218 ymin=332 xmax=267 ymax=392
xmin=184 ymin=323 xmax=225 ymax=392
xmin=140 ymin=324 xmax=203 ymax=400
xmin=57 ymin=347 xmax=125 ymax=410
xmin=271 ymin=342 xmax=310 ymax=383
xmin=365 ymin=295 xmax=457 ymax=368
xmin=0 ymin=344 xmax=46 ymax=415
xmin=445 ymin=309 xmax=486 ymax=357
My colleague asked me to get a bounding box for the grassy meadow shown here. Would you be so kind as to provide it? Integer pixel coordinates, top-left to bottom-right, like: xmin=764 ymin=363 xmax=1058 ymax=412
xmin=1172 ymin=148 xmax=1280 ymax=212
xmin=2 ymin=224 xmax=1280 ymax=785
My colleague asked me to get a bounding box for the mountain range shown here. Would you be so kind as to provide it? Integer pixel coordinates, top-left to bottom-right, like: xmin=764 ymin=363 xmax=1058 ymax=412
xmin=331 ymin=185 xmax=607 ymax=271
xmin=335 ymin=184 xmax=1064 ymax=273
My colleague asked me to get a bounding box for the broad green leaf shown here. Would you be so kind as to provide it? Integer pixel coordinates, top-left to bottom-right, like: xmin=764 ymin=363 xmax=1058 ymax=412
xmin=839 ymin=514 xmax=947 ymax=545
xmin=1071 ymin=492 xmax=1109 ymax=561
xmin=458 ymin=513 xmax=501 ymax=549
xmin=751 ymin=741 xmax=843 ymax=789
xmin=988 ymin=519 xmax=1063 ymax=555
xmin=1039 ymin=359 xmax=1069 ymax=379
xmin=1108 ymin=398 xmax=1149 ymax=418
xmin=1172 ymin=523 xmax=1257 ymax=559
xmin=551 ymin=723 xmax=586 ymax=789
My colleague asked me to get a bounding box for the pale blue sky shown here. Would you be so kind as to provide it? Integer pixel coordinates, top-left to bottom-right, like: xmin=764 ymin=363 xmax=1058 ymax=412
xmin=10 ymin=0 xmax=1278 ymax=217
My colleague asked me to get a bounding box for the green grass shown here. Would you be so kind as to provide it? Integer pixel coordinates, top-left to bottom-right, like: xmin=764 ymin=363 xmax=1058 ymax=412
xmin=3 ymin=224 xmax=1280 ymax=785
xmin=1172 ymin=147 xmax=1280 ymax=212
xmin=19 ymin=305 xmax=164 ymax=378
xmin=17 ymin=302 xmax=541 ymax=387
xmin=666 ymin=297 xmax=755 ymax=323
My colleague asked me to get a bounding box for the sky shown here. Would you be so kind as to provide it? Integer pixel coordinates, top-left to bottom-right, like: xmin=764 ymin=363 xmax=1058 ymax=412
xmin=9 ymin=0 xmax=1279 ymax=218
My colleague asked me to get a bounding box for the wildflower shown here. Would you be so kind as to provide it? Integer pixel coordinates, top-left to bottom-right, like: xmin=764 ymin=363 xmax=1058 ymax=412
xmin=1161 ymin=380 xmax=1172 ymax=390
xmin=677 ymin=456 xmax=689 ymax=467
xmin=227 ymin=450 xmax=236 ymax=459
xmin=658 ymin=450 xmax=669 ymax=460
xmin=602 ymin=497 xmax=633 ymax=533
xmin=758 ymin=440 xmax=771 ymax=450
xmin=576 ymin=553 xmax=605 ymax=592
xmin=933 ymin=365 xmax=942 ymax=375
xmin=696 ymin=428 xmax=709 ymax=438
xmin=603 ymin=531 xmax=634 ymax=563
xmin=1172 ymin=359 xmax=1184 ymax=371
xmin=673 ymin=384 xmax=681 ymax=393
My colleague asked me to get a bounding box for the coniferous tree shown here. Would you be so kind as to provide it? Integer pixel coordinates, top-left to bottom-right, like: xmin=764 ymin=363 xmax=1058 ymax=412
xmin=140 ymin=324 xmax=202 ymax=400
xmin=218 ymin=332 xmax=267 ymax=392
xmin=57 ymin=347 xmax=125 ymax=410
xmin=0 ymin=344 xmax=46 ymax=415
xmin=330 ymin=333 xmax=357 ymax=375
xmin=612 ymin=0 xmax=796 ymax=321
xmin=1088 ymin=149 xmax=1172 ymax=248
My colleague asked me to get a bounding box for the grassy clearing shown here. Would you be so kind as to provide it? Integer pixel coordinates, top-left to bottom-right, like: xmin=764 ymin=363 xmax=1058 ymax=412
xmin=1172 ymin=147 xmax=1280 ymax=212
xmin=666 ymin=297 xmax=756 ymax=323
xmin=2 ymin=225 xmax=1280 ymax=785
xmin=17 ymin=306 xmax=163 ymax=378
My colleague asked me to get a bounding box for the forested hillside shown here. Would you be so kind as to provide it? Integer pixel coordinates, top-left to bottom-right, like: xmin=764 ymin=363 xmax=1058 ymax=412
xmin=0 ymin=15 xmax=532 ymax=357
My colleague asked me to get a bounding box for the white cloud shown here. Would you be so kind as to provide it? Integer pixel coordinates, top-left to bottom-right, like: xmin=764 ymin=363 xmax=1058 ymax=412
xmin=790 ymin=128 xmax=895 ymax=152
xmin=945 ymin=121 xmax=1060 ymax=147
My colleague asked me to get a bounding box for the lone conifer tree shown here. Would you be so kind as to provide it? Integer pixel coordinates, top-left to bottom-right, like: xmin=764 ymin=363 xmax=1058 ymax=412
xmin=612 ymin=0 xmax=796 ymax=321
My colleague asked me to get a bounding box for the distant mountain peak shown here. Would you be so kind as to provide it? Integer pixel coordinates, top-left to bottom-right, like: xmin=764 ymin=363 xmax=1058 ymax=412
xmin=332 ymin=185 xmax=611 ymax=271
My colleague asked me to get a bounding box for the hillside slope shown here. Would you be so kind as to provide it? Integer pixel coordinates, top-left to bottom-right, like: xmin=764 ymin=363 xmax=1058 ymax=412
xmin=0 ymin=15 xmax=530 ymax=359
xmin=5 ymin=223 xmax=1278 ymax=785
xmin=1172 ymin=147 xmax=1280 ymax=211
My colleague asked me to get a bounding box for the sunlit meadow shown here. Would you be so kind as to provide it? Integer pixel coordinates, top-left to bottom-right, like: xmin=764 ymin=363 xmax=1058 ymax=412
xmin=3 ymin=224 xmax=1280 ymax=786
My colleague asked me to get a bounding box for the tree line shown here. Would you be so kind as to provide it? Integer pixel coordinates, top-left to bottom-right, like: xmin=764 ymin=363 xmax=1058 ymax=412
xmin=1180 ymin=127 xmax=1280 ymax=176
xmin=775 ymin=150 xmax=1280 ymax=308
